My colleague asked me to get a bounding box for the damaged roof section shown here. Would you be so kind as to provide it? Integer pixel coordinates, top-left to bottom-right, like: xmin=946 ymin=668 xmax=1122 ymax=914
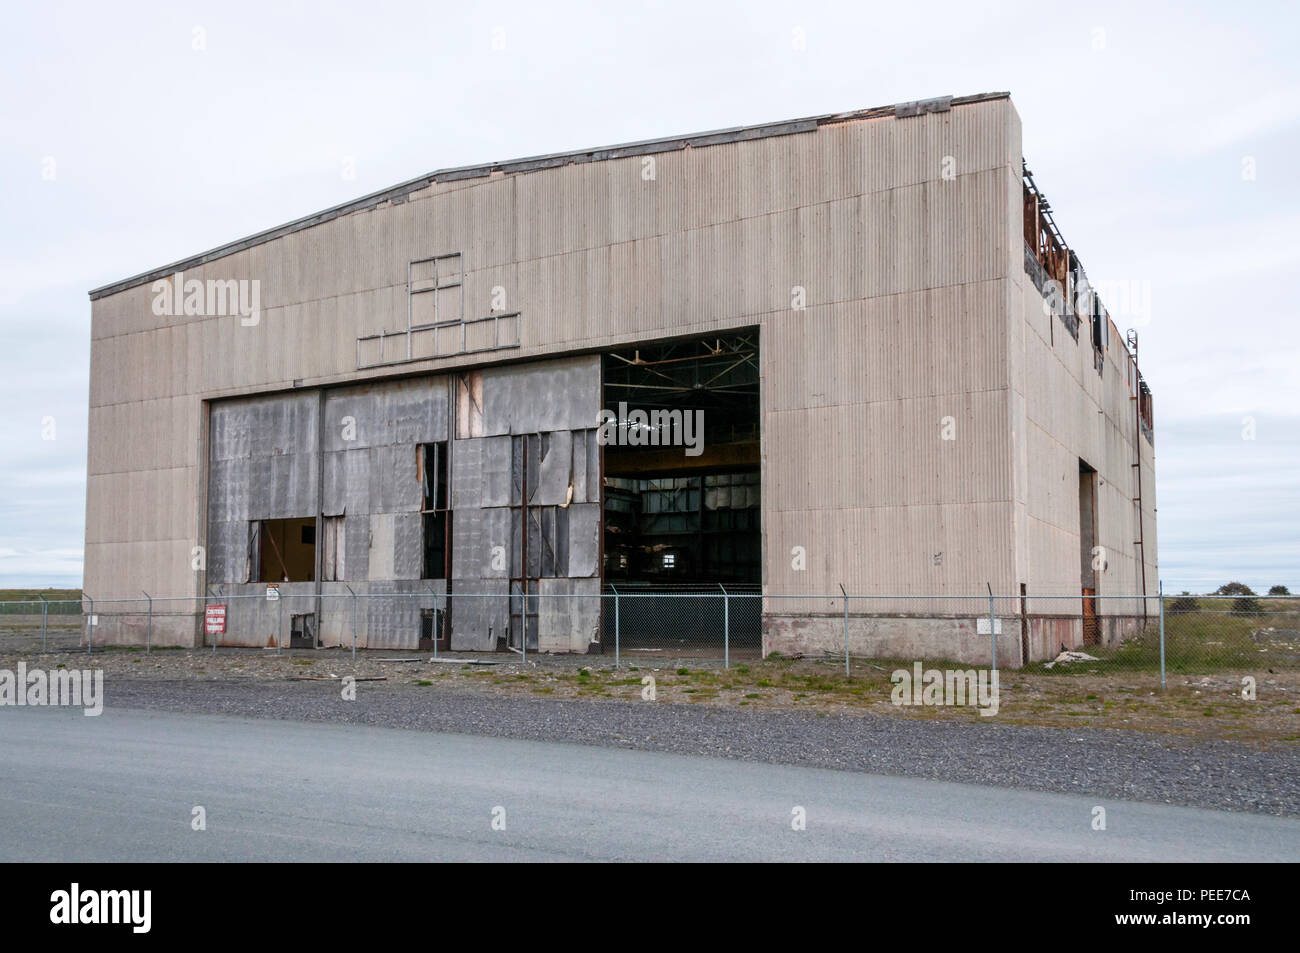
xmin=88 ymin=91 xmax=1009 ymax=301
xmin=1022 ymin=161 xmax=1154 ymax=441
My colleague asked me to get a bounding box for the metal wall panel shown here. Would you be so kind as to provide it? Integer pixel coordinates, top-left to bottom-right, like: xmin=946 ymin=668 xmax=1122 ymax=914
xmin=367 ymin=513 xmax=395 ymax=580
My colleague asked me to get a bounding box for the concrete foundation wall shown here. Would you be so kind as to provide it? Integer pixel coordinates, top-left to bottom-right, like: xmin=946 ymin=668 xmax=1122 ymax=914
xmin=1025 ymin=614 xmax=1146 ymax=662
xmin=766 ymin=609 xmax=1148 ymax=666
xmin=85 ymin=609 xmax=195 ymax=648
xmin=764 ymin=613 xmax=1021 ymax=667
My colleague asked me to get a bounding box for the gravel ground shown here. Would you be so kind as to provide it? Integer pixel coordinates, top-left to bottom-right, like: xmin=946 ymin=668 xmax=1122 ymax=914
xmin=99 ymin=675 xmax=1300 ymax=818
xmin=11 ymin=645 xmax=1298 ymax=742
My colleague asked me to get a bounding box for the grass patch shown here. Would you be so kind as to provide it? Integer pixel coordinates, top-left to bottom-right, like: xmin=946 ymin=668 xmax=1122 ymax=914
xmin=1023 ymin=607 xmax=1300 ymax=675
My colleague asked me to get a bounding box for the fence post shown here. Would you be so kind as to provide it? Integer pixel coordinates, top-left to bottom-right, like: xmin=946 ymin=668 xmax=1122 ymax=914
xmin=1158 ymin=579 xmax=1166 ymax=692
xmin=277 ymin=594 xmax=283 ymax=656
xmin=838 ymin=584 xmax=849 ymax=677
xmin=522 ymin=588 xmax=527 ymax=666
xmin=987 ymin=583 xmax=996 ymax=674
xmin=143 ymin=591 xmax=152 ymax=654
xmin=85 ymin=593 xmax=93 ymax=654
xmin=211 ymin=586 xmax=220 ymax=653
xmin=346 ymin=585 xmax=357 ymax=660
xmin=428 ymin=582 xmax=438 ymax=660
xmin=719 ymin=584 xmax=729 ymax=669
xmin=38 ymin=595 xmax=48 ymax=653
xmin=611 ymin=585 xmax=620 ymax=669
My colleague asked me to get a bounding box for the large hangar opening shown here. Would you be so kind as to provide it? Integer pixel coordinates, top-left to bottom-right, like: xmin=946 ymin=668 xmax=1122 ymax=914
xmin=601 ymin=330 xmax=761 ymax=656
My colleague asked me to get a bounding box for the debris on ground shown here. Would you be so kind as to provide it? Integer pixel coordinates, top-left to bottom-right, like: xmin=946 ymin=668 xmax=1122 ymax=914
xmin=1043 ymin=650 xmax=1101 ymax=669
xmin=286 ymin=675 xmax=387 ymax=682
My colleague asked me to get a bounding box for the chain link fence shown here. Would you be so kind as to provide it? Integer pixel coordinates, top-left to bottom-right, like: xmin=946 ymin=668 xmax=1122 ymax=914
xmin=0 ymin=597 xmax=85 ymax=652
xmin=2 ymin=590 xmax=1296 ymax=685
xmin=603 ymin=584 xmax=762 ymax=664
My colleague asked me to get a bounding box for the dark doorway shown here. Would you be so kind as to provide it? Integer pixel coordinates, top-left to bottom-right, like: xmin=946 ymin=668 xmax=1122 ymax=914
xmin=420 ymin=442 xmax=450 ymax=580
xmin=600 ymin=331 xmax=762 ymax=657
xmin=1079 ymin=460 xmax=1099 ymax=645
xmin=290 ymin=612 xmax=318 ymax=649
xmin=601 ymin=331 xmax=760 ymax=586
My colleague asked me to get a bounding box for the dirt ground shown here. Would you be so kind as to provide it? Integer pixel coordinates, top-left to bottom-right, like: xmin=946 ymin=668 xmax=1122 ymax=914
xmin=5 ymin=645 xmax=1297 ymax=747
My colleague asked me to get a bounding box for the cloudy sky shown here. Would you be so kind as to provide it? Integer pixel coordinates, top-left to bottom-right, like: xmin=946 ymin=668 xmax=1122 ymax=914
xmin=1 ymin=0 xmax=1295 ymax=593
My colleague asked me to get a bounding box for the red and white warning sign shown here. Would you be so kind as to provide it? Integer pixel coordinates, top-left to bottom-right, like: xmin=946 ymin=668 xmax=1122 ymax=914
xmin=204 ymin=603 xmax=227 ymax=635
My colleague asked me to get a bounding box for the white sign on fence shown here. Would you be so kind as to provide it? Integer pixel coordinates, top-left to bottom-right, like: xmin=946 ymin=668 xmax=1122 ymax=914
xmin=266 ymin=585 xmax=279 ymax=602
xmin=976 ymin=617 xmax=1003 ymax=635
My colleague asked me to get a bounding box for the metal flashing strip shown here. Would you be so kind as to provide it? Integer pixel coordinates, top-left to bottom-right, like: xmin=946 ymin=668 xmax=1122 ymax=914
xmin=356 ymin=312 xmax=521 ymax=370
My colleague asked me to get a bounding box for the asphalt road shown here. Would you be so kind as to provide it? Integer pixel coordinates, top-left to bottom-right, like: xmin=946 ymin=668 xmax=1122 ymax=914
xmin=2 ymin=707 xmax=1297 ymax=861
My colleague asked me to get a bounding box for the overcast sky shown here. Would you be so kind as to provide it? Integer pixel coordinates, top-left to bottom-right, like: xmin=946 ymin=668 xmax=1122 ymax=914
xmin=1 ymin=0 xmax=1296 ymax=593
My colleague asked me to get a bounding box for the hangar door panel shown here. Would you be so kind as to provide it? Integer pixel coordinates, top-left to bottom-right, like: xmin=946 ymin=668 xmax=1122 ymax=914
xmin=449 ymin=356 xmax=602 ymax=653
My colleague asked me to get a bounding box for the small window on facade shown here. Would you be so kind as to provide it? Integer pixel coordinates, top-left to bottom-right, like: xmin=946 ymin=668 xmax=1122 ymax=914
xmin=255 ymin=517 xmax=316 ymax=582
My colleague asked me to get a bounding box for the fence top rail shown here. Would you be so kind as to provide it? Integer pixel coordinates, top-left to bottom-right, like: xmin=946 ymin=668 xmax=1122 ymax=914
xmin=17 ymin=587 xmax=1289 ymax=603
xmin=13 ymin=590 xmax=1250 ymax=606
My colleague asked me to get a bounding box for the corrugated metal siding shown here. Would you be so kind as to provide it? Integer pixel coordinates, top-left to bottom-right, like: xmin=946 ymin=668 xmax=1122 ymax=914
xmin=1010 ymin=257 xmax=1158 ymax=612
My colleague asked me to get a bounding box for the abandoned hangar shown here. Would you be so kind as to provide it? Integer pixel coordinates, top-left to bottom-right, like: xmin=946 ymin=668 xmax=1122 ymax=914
xmin=84 ymin=90 xmax=1158 ymax=664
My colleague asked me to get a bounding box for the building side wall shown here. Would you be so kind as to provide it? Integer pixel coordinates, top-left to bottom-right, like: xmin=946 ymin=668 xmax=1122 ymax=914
xmin=1009 ymin=230 xmax=1159 ymax=657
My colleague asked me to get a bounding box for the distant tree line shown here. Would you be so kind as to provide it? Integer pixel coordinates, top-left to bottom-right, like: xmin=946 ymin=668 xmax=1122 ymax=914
xmin=1167 ymin=582 xmax=1291 ymax=616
